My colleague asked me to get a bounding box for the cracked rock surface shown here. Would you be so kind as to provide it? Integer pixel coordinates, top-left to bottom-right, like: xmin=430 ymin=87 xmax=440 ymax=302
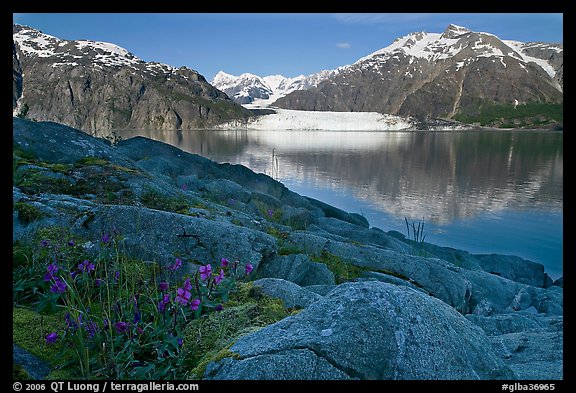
xmin=204 ymin=281 xmax=515 ymax=380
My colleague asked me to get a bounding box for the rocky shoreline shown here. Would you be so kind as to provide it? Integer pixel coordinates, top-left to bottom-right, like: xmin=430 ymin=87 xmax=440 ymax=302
xmin=12 ymin=117 xmax=562 ymax=380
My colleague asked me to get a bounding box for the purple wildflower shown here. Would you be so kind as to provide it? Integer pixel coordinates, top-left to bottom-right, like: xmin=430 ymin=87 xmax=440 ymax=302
xmin=182 ymin=278 xmax=192 ymax=292
xmin=133 ymin=311 xmax=141 ymax=324
xmin=70 ymin=270 xmax=78 ymax=279
xmin=190 ymin=298 xmax=201 ymax=311
xmin=169 ymin=258 xmax=183 ymax=271
xmin=102 ymin=233 xmax=110 ymax=243
xmin=85 ymin=321 xmax=98 ymax=339
xmin=177 ymin=337 xmax=183 ymax=346
xmin=267 ymin=209 xmax=274 ymax=217
xmin=158 ymin=294 xmax=171 ymax=312
xmin=50 ymin=277 xmax=67 ymax=294
xmin=44 ymin=263 xmax=59 ymax=281
xmin=47 ymin=263 xmax=58 ymax=275
xmin=245 ymin=263 xmax=254 ymax=275
xmin=68 ymin=240 xmax=75 ymax=247
xmin=215 ymin=304 xmax=224 ymax=311
xmin=214 ymin=269 xmax=225 ymax=285
xmin=114 ymin=271 xmax=120 ymax=282
xmin=40 ymin=239 xmax=49 ymax=248
xmin=115 ymin=321 xmax=128 ymax=334
xmin=78 ymin=260 xmax=95 ymax=273
xmin=175 ymin=287 xmax=191 ymax=306
xmin=199 ymin=264 xmax=212 ymax=281
xmin=220 ymin=258 xmax=229 ymax=267
xmin=159 ymin=281 xmax=169 ymax=292
xmin=45 ymin=332 xmax=58 ymax=344
xmin=95 ymin=278 xmax=104 ymax=287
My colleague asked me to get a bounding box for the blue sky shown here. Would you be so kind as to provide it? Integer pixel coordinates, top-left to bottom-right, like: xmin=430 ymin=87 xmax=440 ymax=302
xmin=13 ymin=13 xmax=563 ymax=82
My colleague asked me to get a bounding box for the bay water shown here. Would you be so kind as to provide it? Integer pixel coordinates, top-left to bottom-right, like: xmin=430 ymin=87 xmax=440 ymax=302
xmin=107 ymin=129 xmax=563 ymax=280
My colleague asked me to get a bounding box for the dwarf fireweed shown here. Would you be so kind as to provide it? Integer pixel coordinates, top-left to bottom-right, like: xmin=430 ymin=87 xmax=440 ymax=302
xmin=13 ymin=229 xmax=255 ymax=379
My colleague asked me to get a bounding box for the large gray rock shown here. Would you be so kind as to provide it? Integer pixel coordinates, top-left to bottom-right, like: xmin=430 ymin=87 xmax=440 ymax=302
xmin=71 ymin=204 xmax=277 ymax=273
xmin=204 ymin=281 xmax=514 ymax=380
xmin=474 ymin=254 xmax=549 ymax=287
xmin=465 ymin=313 xmax=563 ymax=336
xmin=315 ymin=217 xmax=411 ymax=253
xmin=489 ymin=330 xmax=563 ymax=380
xmin=13 ymin=117 xmax=135 ymax=167
xmin=304 ymin=197 xmax=369 ymax=228
xmin=284 ymin=231 xmax=473 ymax=313
xmin=462 ymin=270 xmax=563 ymax=316
xmin=257 ymin=253 xmax=336 ymax=286
xmin=252 ymin=278 xmax=321 ymax=309
xmin=202 ymin=179 xmax=252 ymax=204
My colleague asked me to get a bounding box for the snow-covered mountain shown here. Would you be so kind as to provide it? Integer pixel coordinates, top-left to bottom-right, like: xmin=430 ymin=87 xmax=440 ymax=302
xmin=212 ymin=69 xmax=341 ymax=106
xmin=273 ymin=24 xmax=563 ymax=127
xmin=12 ymin=24 xmax=251 ymax=131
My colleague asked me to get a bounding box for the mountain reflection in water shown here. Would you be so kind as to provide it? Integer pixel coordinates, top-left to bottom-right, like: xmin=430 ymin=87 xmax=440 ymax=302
xmin=104 ymin=129 xmax=563 ymax=279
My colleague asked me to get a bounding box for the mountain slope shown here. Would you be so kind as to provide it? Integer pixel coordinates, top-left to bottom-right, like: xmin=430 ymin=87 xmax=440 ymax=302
xmin=273 ymin=24 xmax=562 ymax=127
xmin=12 ymin=24 xmax=252 ymax=131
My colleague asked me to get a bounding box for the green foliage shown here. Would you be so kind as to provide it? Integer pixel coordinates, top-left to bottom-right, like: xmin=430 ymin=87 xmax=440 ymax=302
xmin=265 ymin=226 xmax=290 ymax=240
xmin=13 ymin=145 xmax=37 ymax=162
xmin=13 ymin=307 xmax=65 ymax=363
xmin=454 ymin=102 xmax=563 ymax=127
xmin=14 ymin=202 xmax=46 ymax=224
xmin=13 ymin=155 xmax=137 ymax=205
xmin=405 ymin=217 xmax=428 ymax=257
xmin=252 ymin=200 xmax=283 ymax=223
xmin=15 ymin=170 xmax=75 ymax=195
xmin=139 ymin=188 xmax=191 ymax=214
xmin=76 ymin=157 xmax=110 ymax=166
xmin=311 ymin=251 xmax=367 ymax=284
xmin=12 ymin=227 xmax=261 ymax=380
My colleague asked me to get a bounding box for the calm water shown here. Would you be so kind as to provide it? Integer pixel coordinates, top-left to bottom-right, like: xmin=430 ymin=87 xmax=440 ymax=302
xmin=107 ymin=129 xmax=563 ymax=280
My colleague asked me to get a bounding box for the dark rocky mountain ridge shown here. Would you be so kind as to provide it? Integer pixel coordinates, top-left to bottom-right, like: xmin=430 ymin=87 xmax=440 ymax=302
xmin=272 ymin=24 xmax=562 ymax=127
xmin=12 ymin=24 xmax=252 ymax=132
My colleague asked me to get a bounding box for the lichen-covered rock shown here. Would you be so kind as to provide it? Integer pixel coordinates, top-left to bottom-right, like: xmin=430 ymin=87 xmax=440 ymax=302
xmin=252 ymin=278 xmax=321 ymax=309
xmin=257 ymin=253 xmax=336 ymax=286
xmin=204 ymin=281 xmax=515 ymax=380
xmin=474 ymin=254 xmax=549 ymax=287
xmin=71 ymin=205 xmax=277 ymax=273
xmin=284 ymin=231 xmax=473 ymax=313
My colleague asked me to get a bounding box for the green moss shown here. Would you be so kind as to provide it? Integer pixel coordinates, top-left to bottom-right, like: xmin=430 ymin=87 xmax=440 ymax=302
xmin=45 ymin=368 xmax=78 ymax=380
xmin=16 ymin=170 xmax=75 ymax=195
xmin=13 ymin=145 xmax=37 ymax=162
xmin=15 ymin=202 xmax=46 ymax=224
xmin=13 ymin=307 xmax=64 ymax=363
xmin=185 ymin=282 xmax=290 ymax=379
xmin=76 ymin=157 xmax=110 ymax=167
xmin=277 ymin=243 xmax=302 ymax=256
xmin=140 ymin=189 xmax=192 ymax=214
xmin=265 ymin=226 xmax=290 ymax=239
xmin=189 ymin=344 xmax=241 ymax=380
xmin=311 ymin=251 xmax=367 ymax=284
